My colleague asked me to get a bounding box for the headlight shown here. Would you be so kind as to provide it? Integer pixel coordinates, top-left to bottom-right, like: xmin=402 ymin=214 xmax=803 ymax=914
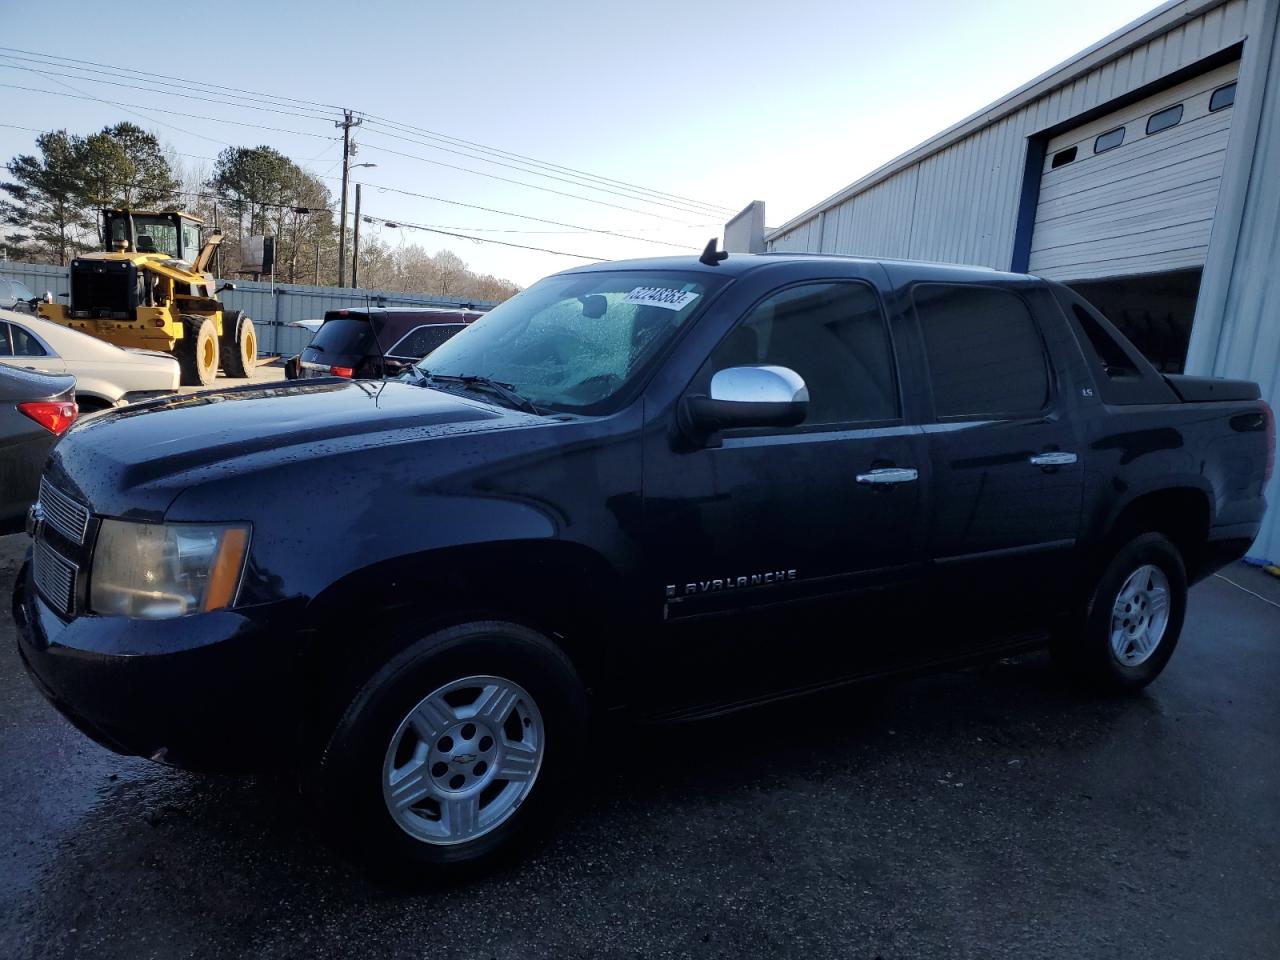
xmin=90 ymin=520 xmax=251 ymax=619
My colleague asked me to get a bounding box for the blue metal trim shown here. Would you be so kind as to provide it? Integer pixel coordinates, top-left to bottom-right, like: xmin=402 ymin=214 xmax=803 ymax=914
xmin=1011 ymin=136 xmax=1048 ymax=274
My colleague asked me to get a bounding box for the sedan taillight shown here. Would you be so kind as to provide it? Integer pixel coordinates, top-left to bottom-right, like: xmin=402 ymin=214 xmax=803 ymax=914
xmin=18 ymin=400 xmax=78 ymax=436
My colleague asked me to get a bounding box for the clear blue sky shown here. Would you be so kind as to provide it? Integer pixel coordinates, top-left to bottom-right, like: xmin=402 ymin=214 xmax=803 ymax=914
xmin=2 ymin=0 xmax=1162 ymax=286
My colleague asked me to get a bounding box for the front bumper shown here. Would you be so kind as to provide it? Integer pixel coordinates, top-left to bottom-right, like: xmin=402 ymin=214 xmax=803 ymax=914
xmin=13 ymin=553 xmax=305 ymax=772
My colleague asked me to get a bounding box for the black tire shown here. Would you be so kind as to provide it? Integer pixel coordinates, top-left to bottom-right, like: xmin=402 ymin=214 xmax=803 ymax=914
xmin=175 ymin=315 xmax=219 ymax=387
xmin=75 ymin=396 xmax=114 ymax=413
xmin=311 ymin=621 xmax=588 ymax=878
xmin=221 ymin=311 xmax=257 ymax=378
xmin=1052 ymin=532 xmax=1187 ymax=692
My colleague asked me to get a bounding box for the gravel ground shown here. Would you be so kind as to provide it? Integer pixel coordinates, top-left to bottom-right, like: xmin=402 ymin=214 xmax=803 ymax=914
xmin=1 ymin=533 xmax=1277 ymax=960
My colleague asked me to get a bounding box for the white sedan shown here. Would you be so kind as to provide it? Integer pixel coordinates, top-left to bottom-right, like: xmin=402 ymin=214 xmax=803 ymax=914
xmin=0 ymin=309 xmax=180 ymax=411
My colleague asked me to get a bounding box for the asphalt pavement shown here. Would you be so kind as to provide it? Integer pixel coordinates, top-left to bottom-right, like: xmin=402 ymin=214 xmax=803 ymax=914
xmin=1 ymin=533 xmax=1277 ymax=960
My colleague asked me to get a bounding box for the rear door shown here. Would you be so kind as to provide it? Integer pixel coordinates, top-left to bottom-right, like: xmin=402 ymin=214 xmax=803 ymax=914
xmin=0 ymin=322 xmax=67 ymax=376
xmin=908 ymin=280 xmax=1085 ymax=645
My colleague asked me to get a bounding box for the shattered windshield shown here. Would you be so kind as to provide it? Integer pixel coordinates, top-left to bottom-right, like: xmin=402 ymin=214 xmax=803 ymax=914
xmin=417 ymin=269 xmax=725 ymax=413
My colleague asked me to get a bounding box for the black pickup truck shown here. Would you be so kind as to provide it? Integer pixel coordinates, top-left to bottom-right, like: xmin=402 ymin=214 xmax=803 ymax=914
xmin=11 ymin=252 xmax=1274 ymax=875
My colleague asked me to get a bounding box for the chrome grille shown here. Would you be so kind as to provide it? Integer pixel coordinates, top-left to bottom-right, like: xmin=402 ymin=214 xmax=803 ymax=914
xmin=38 ymin=478 xmax=90 ymax=545
xmin=33 ymin=539 xmax=77 ymax=617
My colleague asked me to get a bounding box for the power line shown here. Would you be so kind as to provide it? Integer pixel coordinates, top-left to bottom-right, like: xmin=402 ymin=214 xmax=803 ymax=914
xmin=358 ymin=125 xmax=730 ymax=217
xmin=348 ymin=178 xmax=704 ymax=247
xmin=362 ymin=116 xmax=735 ymax=215
xmin=0 ymin=54 xmax=731 ymax=218
xmin=360 ymin=213 xmax=605 ymax=261
xmin=0 ymin=81 xmax=330 ymax=141
xmin=3 ymin=80 xmax=716 ymax=226
xmin=0 ymin=45 xmax=343 ymax=114
xmin=357 ymin=140 xmax=704 ymax=224
xmin=30 ymin=71 xmax=236 ymax=148
xmin=0 ymin=57 xmax=338 ymax=124
xmin=0 ymin=45 xmax=736 ymax=217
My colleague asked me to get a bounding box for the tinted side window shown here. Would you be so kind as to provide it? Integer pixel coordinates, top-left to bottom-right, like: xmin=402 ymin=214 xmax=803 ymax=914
xmin=914 ymin=284 xmax=1050 ymax=418
xmin=0 ymin=323 xmax=11 ymax=357
xmin=9 ymin=324 xmax=46 ymax=357
xmin=388 ymin=324 xmax=466 ymax=359
xmin=706 ymin=281 xmax=897 ymax=426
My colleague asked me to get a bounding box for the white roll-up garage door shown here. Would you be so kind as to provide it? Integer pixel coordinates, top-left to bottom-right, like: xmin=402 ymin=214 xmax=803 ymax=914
xmin=1028 ymin=62 xmax=1239 ymax=282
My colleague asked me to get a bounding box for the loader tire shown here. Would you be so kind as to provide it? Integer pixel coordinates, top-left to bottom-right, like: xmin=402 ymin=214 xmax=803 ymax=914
xmin=176 ymin=315 xmax=219 ymax=387
xmin=221 ymin=311 xmax=257 ymax=378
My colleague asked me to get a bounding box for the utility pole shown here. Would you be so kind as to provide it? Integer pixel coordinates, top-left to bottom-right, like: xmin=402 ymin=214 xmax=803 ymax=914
xmin=315 ymin=237 xmax=321 ymax=285
xmin=335 ymin=109 xmax=362 ymax=288
xmin=352 ymin=184 xmax=362 ymax=289
xmin=212 ymin=201 xmax=222 ymax=278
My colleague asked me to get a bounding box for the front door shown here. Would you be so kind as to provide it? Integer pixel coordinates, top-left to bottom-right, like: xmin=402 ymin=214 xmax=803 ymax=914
xmin=641 ymin=276 xmax=930 ymax=713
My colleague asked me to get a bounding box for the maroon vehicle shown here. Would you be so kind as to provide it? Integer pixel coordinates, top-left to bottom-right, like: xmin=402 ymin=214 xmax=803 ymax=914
xmin=295 ymin=307 xmax=483 ymax=380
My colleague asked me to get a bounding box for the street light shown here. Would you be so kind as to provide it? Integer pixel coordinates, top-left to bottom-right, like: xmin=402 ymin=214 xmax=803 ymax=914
xmin=349 ymin=164 xmax=377 ymax=290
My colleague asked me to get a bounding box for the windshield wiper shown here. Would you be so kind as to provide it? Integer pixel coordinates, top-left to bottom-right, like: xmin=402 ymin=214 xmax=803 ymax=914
xmin=419 ymin=371 xmax=541 ymax=415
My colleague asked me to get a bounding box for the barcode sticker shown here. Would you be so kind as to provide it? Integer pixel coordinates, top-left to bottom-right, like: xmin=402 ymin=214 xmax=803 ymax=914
xmin=623 ymin=287 xmax=699 ymax=311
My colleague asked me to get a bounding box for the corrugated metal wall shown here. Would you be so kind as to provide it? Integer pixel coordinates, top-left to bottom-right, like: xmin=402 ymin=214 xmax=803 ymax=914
xmin=0 ymin=262 xmax=497 ymax=355
xmin=766 ymin=0 xmax=1250 ymax=267
xmin=1187 ymin=0 xmax=1280 ymax=559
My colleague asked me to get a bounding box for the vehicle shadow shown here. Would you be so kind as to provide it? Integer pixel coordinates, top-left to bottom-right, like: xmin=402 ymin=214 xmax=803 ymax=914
xmin=11 ymin=649 xmax=1156 ymax=960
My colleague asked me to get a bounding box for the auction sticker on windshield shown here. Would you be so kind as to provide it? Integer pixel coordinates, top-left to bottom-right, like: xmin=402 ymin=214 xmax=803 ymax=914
xmin=623 ymin=287 xmax=700 ymax=311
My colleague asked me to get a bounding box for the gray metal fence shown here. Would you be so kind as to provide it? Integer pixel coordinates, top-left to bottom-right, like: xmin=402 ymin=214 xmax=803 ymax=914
xmin=0 ymin=261 xmax=497 ymax=355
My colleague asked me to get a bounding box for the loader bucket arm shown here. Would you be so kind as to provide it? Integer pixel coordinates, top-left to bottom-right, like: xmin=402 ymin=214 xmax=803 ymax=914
xmin=193 ymin=231 xmax=223 ymax=273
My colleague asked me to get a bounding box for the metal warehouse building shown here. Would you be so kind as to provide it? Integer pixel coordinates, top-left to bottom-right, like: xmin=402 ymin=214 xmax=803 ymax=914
xmin=727 ymin=0 xmax=1280 ymax=556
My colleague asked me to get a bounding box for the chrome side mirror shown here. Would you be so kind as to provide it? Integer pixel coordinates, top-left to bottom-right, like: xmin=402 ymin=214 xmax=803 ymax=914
xmin=681 ymin=365 xmax=809 ymax=445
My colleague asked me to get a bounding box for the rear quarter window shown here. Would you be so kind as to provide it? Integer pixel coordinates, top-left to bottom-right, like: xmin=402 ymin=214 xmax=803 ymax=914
xmin=1053 ymin=288 xmax=1178 ymax=405
xmin=387 ymin=323 xmax=467 ymax=360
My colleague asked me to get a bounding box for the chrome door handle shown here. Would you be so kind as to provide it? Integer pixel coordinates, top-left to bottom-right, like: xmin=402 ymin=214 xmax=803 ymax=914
xmin=856 ymin=467 xmax=919 ymax=485
xmin=1029 ymin=452 xmax=1078 ymax=466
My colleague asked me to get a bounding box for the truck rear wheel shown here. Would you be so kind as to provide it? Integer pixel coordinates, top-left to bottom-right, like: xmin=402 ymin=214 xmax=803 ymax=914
xmin=311 ymin=621 xmax=588 ymax=878
xmin=176 ymin=315 xmax=219 ymax=387
xmin=1052 ymin=532 xmax=1188 ymax=692
xmin=221 ymin=312 xmax=257 ymax=378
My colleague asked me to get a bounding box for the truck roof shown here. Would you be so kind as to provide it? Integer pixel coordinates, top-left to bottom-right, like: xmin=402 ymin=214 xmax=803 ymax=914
xmin=557 ymin=252 xmax=1031 ymax=284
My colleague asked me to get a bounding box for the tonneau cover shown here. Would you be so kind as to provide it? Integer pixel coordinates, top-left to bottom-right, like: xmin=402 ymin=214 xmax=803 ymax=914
xmin=1164 ymin=374 xmax=1261 ymax=403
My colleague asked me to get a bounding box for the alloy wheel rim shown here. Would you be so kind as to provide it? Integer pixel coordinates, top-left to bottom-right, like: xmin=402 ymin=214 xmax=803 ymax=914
xmin=1109 ymin=564 xmax=1171 ymax=666
xmin=381 ymin=675 xmax=544 ymax=845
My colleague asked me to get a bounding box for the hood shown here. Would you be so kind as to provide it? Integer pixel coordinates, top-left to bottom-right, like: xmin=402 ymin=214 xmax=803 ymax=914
xmin=45 ymin=378 xmax=531 ymax=519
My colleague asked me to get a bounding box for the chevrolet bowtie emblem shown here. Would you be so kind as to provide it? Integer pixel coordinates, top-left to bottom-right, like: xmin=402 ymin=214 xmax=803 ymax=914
xmin=25 ymin=502 xmax=44 ymax=540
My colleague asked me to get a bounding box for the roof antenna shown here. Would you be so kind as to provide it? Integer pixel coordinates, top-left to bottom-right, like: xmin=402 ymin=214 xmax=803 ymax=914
xmin=699 ymin=237 xmax=729 ymax=266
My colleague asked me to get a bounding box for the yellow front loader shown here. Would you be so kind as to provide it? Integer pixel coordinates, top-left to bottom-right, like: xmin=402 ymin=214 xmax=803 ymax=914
xmin=38 ymin=209 xmax=257 ymax=386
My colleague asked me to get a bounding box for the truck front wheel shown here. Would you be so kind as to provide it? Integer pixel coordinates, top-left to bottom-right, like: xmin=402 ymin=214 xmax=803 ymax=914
xmin=221 ymin=312 xmax=257 ymax=378
xmin=175 ymin=315 xmax=219 ymax=387
xmin=1053 ymin=532 xmax=1188 ymax=692
xmin=311 ymin=621 xmax=588 ymax=877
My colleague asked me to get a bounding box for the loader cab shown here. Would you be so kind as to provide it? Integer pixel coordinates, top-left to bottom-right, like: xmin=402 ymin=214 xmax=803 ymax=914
xmin=102 ymin=210 xmax=203 ymax=262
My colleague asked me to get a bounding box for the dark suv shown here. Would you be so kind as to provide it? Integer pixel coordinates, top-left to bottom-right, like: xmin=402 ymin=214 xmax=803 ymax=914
xmin=297 ymin=307 xmax=482 ymax=380
xmin=11 ymin=252 xmax=1272 ymax=878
